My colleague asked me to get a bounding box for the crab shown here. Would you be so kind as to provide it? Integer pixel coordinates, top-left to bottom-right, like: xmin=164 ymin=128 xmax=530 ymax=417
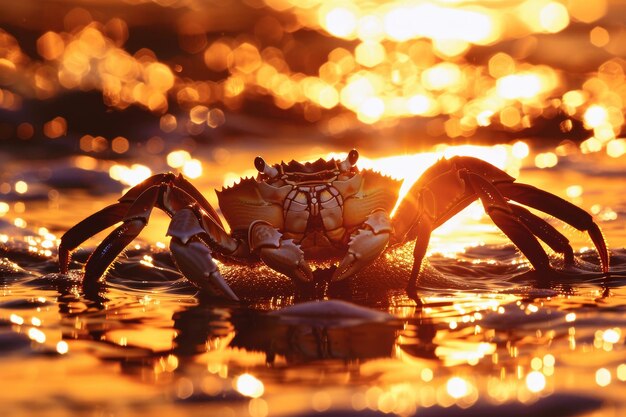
xmin=58 ymin=150 xmax=609 ymax=302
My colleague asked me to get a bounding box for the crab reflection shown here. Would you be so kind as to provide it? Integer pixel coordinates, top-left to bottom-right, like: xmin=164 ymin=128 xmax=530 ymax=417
xmin=173 ymin=300 xmax=404 ymax=365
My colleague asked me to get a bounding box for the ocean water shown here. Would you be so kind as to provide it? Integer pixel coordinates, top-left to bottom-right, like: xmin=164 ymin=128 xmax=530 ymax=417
xmin=1 ymin=148 xmax=625 ymax=417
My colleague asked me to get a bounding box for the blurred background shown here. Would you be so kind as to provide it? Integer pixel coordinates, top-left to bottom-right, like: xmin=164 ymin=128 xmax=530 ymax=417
xmin=0 ymin=0 xmax=624 ymax=159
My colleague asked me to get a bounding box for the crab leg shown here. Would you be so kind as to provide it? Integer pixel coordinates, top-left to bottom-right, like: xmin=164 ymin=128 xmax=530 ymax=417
xmin=163 ymin=185 xmax=241 ymax=257
xmin=168 ymin=208 xmax=238 ymax=300
xmin=60 ymin=173 xmax=179 ymax=273
xmin=389 ymin=182 xmax=437 ymax=299
xmin=82 ymin=185 xmax=161 ymax=286
xmin=58 ymin=202 xmax=131 ymax=273
xmin=498 ymin=182 xmax=609 ymax=272
xmin=170 ymin=174 xmax=223 ymax=227
xmin=82 ymin=220 xmax=146 ymax=290
xmin=464 ymin=172 xmax=552 ymax=272
xmin=118 ymin=173 xmax=175 ymax=200
xmin=63 ymin=172 xmax=243 ymax=298
xmin=405 ymin=218 xmax=433 ymax=298
xmin=509 ymin=204 xmax=575 ymax=266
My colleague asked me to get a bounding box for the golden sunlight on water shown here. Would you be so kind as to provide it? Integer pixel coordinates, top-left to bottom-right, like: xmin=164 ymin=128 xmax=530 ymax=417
xmin=1 ymin=175 xmax=625 ymax=417
xmin=0 ymin=0 xmax=624 ymax=157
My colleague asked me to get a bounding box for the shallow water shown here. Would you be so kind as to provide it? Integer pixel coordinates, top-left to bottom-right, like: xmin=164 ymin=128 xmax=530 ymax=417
xmin=1 ymin=147 xmax=626 ymax=417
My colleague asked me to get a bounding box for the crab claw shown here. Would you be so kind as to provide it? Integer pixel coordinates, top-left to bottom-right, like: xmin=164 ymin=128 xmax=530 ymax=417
xmin=259 ymin=240 xmax=314 ymax=282
xmin=167 ymin=208 xmax=239 ymax=301
xmin=249 ymin=221 xmax=313 ymax=282
xmin=332 ymin=210 xmax=391 ymax=281
xmin=170 ymin=239 xmax=239 ymax=301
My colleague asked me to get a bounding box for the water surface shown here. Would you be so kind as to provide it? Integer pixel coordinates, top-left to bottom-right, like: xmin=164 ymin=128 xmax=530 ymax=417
xmin=1 ymin=147 xmax=626 ymax=417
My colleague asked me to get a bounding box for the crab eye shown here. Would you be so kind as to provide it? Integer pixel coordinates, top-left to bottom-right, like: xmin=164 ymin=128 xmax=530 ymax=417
xmin=348 ymin=149 xmax=359 ymax=165
xmin=255 ymin=156 xmax=279 ymax=178
xmin=254 ymin=156 xmax=266 ymax=172
xmin=339 ymin=149 xmax=359 ymax=172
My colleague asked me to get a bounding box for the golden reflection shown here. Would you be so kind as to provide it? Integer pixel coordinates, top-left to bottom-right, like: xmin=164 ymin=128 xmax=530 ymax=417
xmin=584 ymin=104 xmax=609 ymax=129
xmin=10 ymin=313 xmax=24 ymax=325
xmin=435 ymin=341 xmax=496 ymax=366
xmin=534 ymin=152 xmax=558 ymax=168
xmin=43 ymin=116 xmax=67 ymax=139
xmin=602 ymin=328 xmax=621 ymax=344
xmin=525 ymin=371 xmax=546 ymax=393
xmin=590 ymin=26 xmax=610 ymax=48
xmin=109 ymin=163 xmax=152 ymax=187
xmin=175 ymin=377 xmax=194 ymax=400
xmin=0 ymin=1 xmax=621 ymax=153
xmin=606 ymin=139 xmax=626 ymax=158
xmin=13 ymin=218 xmax=26 ymax=228
xmin=565 ymin=185 xmax=583 ymax=199
xmin=111 ymin=136 xmax=129 ymax=154
xmin=311 ymin=391 xmax=332 ymax=412
xmin=446 ymin=376 xmax=469 ymax=399
xmin=182 ymin=159 xmax=203 ymax=179
xmin=27 ymin=327 xmax=46 ymax=343
xmin=249 ymin=398 xmax=269 ymax=417
xmin=235 ymin=373 xmax=265 ymax=398
xmin=595 ymin=368 xmax=611 ymax=387
xmin=56 ymin=341 xmax=69 ymax=354
xmin=14 ymin=181 xmax=28 ymax=194
xmin=167 ymin=150 xmax=191 ymax=168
